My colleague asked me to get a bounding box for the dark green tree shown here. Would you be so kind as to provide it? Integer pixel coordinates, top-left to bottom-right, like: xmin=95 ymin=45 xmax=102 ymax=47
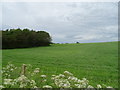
xmin=2 ymin=28 xmax=52 ymax=49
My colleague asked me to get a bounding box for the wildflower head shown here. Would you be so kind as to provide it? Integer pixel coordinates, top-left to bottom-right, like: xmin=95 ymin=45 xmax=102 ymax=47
xmin=43 ymin=85 xmax=52 ymax=88
xmin=97 ymin=84 xmax=102 ymax=88
xmin=64 ymin=71 xmax=73 ymax=76
xmin=40 ymin=75 xmax=46 ymax=78
xmin=34 ymin=68 xmax=40 ymax=73
xmin=4 ymin=79 xmax=13 ymax=85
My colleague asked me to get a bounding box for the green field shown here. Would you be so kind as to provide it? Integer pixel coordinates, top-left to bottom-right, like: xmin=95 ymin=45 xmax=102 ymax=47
xmin=2 ymin=42 xmax=118 ymax=87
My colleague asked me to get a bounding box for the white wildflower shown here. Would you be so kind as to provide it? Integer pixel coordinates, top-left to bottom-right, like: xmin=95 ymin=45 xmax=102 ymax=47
xmin=34 ymin=68 xmax=40 ymax=73
xmin=52 ymin=75 xmax=56 ymax=77
xmin=77 ymin=79 xmax=82 ymax=83
xmin=87 ymin=85 xmax=94 ymax=88
xmin=64 ymin=71 xmax=73 ymax=76
xmin=4 ymin=79 xmax=13 ymax=85
xmin=82 ymin=78 xmax=89 ymax=83
xmin=54 ymin=78 xmax=70 ymax=88
xmin=19 ymin=83 xmax=26 ymax=88
xmin=63 ymin=83 xmax=70 ymax=88
xmin=75 ymin=84 xmax=82 ymax=88
xmin=33 ymin=86 xmax=38 ymax=88
xmin=68 ymin=76 xmax=73 ymax=80
xmin=71 ymin=77 xmax=78 ymax=82
xmin=51 ymin=77 xmax=55 ymax=80
xmin=68 ymin=76 xmax=78 ymax=82
xmin=59 ymin=74 xmax=65 ymax=78
xmin=10 ymin=68 xmax=14 ymax=71
xmin=43 ymin=85 xmax=52 ymax=88
xmin=0 ymin=85 xmax=5 ymax=90
xmin=58 ymin=82 xmax=63 ymax=87
xmin=30 ymin=80 xmax=36 ymax=86
xmin=17 ymin=75 xmax=28 ymax=82
xmin=75 ymin=84 xmax=79 ymax=87
xmin=54 ymin=76 xmax=60 ymax=79
xmin=81 ymin=82 xmax=87 ymax=88
xmin=106 ymin=86 xmax=113 ymax=88
xmin=41 ymin=75 xmax=46 ymax=78
xmin=97 ymin=84 xmax=102 ymax=88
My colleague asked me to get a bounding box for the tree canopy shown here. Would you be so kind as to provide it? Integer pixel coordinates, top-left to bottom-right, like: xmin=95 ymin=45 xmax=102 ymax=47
xmin=2 ymin=28 xmax=52 ymax=49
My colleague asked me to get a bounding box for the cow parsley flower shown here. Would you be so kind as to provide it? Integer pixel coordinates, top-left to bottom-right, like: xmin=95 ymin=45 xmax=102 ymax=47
xmin=64 ymin=71 xmax=73 ymax=76
xmin=4 ymin=79 xmax=13 ymax=85
xmin=97 ymin=84 xmax=102 ymax=88
xmin=30 ymin=80 xmax=36 ymax=86
xmin=0 ymin=85 xmax=5 ymax=90
xmin=58 ymin=74 xmax=65 ymax=78
xmin=43 ymin=85 xmax=52 ymax=88
xmin=34 ymin=68 xmax=40 ymax=73
xmin=41 ymin=75 xmax=46 ymax=78
xmin=106 ymin=86 xmax=113 ymax=88
xmin=87 ymin=85 xmax=94 ymax=88
xmin=17 ymin=75 xmax=28 ymax=82
xmin=33 ymin=86 xmax=38 ymax=88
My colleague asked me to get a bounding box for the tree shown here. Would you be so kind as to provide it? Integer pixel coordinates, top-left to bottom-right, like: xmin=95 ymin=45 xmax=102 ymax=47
xmin=2 ymin=28 xmax=52 ymax=49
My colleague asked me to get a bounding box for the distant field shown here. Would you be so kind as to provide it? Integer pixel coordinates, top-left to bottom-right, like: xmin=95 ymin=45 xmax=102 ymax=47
xmin=2 ymin=42 xmax=118 ymax=87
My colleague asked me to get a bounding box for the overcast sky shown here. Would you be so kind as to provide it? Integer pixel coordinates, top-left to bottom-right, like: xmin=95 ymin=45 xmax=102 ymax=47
xmin=1 ymin=2 xmax=118 ymax=43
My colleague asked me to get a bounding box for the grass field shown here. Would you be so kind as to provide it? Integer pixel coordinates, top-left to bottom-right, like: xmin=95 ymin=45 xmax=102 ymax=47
xmin=2 ymin=41 xmax=118 ymax=88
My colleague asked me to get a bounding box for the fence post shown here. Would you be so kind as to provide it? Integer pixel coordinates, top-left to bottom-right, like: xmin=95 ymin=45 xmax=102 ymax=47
xmin=21 ymin=64 xmax=27 ymax=75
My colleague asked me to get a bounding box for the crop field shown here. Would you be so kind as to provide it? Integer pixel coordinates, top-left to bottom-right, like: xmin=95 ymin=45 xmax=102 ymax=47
xmin=2 ymin=41 xmax=118 ymax=88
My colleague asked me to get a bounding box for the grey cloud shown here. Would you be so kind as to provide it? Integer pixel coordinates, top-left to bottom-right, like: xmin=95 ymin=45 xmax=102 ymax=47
xmin=1 ymin=2 xmax=118 ymax=43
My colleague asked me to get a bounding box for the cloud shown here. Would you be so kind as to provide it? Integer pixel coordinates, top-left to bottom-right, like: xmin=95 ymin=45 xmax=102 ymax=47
xmin=1 ymin=0 xmax=119 ymax=2
xmin=0 ymin=3 xmax=2 ymax=30
xmin=1 ymin=2 xmax=118 ymax=43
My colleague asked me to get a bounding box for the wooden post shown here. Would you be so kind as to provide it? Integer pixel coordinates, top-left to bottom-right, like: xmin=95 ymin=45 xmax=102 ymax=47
xmin=21 ymin=64 xmax=27 ymax=75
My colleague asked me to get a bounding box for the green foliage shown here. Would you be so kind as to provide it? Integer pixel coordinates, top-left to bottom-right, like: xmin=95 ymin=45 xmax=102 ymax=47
xmin=2 ymin=28 xmax=52 ymax=49
xmin=2 ymin=42 xmax=118 ymax=88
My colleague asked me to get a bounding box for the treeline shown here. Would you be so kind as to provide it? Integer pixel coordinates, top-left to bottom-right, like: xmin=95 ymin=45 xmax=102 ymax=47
xmin=2 ymin=28 xmax=52 ymax=49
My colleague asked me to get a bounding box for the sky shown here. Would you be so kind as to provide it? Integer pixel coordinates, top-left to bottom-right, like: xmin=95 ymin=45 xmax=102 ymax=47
xmin=0 ymin=2 xmax=118 ymax=43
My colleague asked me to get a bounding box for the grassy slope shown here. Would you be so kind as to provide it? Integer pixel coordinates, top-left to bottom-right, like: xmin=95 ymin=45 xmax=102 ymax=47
xmin=2 ymin=42 xmax=118 ymax=87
